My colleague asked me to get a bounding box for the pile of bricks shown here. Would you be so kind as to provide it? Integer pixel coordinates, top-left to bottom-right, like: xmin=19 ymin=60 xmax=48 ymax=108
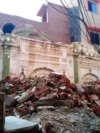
xmin=0 ymin=72 xmax=100 ymax=117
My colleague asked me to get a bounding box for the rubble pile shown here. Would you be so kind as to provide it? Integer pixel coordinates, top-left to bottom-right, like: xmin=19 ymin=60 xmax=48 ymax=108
xmin=0 ymin=73 xmax=100 ymax=116
xmin=0 ymin=73 xmax=100 ymax=132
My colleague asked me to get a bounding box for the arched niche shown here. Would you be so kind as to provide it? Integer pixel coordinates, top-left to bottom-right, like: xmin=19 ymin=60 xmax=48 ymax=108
xmin=82 ymin=73 xmax=99 ymax=84
xmin=30 ymin=67 xmax=54 ymax=77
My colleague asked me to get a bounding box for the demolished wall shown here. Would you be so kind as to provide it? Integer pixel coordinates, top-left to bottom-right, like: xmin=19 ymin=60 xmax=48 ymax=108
xmin=0 ymin=73 xmax=100 ymax=133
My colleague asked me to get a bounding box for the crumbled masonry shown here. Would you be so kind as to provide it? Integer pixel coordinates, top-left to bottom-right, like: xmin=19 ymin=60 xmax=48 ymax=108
xmin=0 ymin=73 xmax=100 ymax=133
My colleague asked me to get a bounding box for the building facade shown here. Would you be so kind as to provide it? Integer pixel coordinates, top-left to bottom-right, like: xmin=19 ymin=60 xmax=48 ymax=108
xmin=0 ymin=36 xmax=100 ymax=83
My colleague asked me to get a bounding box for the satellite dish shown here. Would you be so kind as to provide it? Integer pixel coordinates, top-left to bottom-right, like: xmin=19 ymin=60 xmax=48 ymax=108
xmin=2 ymin=23 xmax=15 ymax=34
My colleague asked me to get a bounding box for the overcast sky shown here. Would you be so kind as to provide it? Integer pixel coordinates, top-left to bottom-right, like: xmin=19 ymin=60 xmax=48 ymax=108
xmin=0 ymin=0 xmax=76 ymax=21
xmin=0 ymin=0 xmax=47 ymax=21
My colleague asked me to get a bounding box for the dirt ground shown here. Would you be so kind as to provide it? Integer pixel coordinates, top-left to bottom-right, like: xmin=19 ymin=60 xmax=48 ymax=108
xmin=28 ymin=106 xmax=100 ymax=133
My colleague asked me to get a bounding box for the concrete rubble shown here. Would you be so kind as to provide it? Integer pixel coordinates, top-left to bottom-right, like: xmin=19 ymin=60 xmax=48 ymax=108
xmin=0 ymin=72 xmax=100 ymax=133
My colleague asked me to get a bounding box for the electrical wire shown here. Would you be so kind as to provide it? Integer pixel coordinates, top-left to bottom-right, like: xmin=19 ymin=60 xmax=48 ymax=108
xmin=91 ymin=7 xmax=97 ymax=44
xmin=45 ymin=0 xmax=89 ymax=42
xmin=69 ymin=0 xmax=91 ymax=42
xmin=78 ymin=0 xmax=86 ymax=23
xmin=61 ymin=0 xmax=89 ymax=42
xmin=69 ymin=0 xmax=99 ymax=53
xmin=80 ymin=0 xmax=100 ymax=53
xmin=79 ymin=0 xmax=92 ymax=26
xmin=77 ymin=0 xmax=92 ymax=44
xmin=70 ymin=0 xmax=99 ymax=53
xmin=79 ymin=0 xmax=95 ymax=43
xmin=63 ymin=0 xmax=89 ymax=42
xmin=77 ymin=0 xmax=91 ymax=41
xmin=45 ymin=0 xmax=100 ymax=53
xmin=80 ymin=0 xmax=98 ymax=41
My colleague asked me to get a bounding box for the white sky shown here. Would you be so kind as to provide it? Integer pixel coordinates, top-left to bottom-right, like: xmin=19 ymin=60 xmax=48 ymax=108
xmin=0 ymin=0 xmax=47 ymax=21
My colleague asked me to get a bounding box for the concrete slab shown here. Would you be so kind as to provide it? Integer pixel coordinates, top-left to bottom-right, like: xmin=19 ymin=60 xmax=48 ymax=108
xmin=5 ymin=116 xmax=38 ymax=133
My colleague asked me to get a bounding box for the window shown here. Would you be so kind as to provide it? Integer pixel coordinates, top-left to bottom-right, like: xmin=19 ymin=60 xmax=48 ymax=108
xmin=90 ymin=32 xmax=100 ymax=45
xmin=88 ymin=1 xmax=97 ymax=13
xmin=42 ymin=13 xmax=47 ymax=22
xmin=42 ymin=11 xmax=48 ymax=22
xmin=70 ymin=36 xmax=75 ymax=42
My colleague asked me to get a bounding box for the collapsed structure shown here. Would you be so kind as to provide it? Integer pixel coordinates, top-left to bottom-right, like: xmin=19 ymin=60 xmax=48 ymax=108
xmin=0 ymin=1 xmax=100 ymax=132
xmin=0 ymin=72 xmax=100 ymax=132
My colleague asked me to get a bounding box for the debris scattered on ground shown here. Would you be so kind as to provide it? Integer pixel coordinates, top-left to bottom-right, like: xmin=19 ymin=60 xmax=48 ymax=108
xmin=0 ymin=73 xmax=100 ymax=132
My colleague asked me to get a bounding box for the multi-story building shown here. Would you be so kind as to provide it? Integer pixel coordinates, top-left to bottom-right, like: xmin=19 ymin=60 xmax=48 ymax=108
xmin=69 ymin=0 xmax=100 ymax=46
